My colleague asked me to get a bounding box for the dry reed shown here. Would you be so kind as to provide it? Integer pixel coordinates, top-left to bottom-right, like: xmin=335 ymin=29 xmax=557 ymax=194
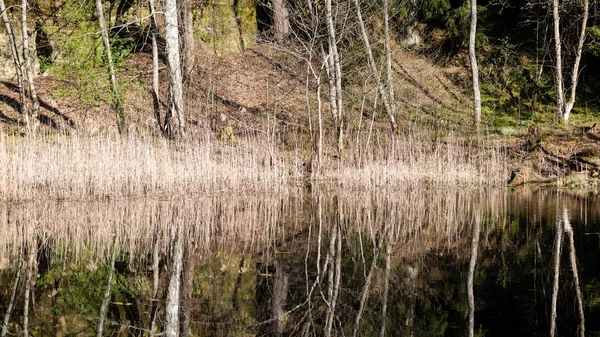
xmin=0 ymin=130 xmax=510 ymax=202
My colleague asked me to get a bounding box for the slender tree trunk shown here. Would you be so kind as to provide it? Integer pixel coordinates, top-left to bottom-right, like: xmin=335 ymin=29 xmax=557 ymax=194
xmin=469 ymin=0 xmax=481 ymax=131
xmin=164 ymin=226 xmax=183 ymax=337
xmin=96 ymin=248 xmax=116 ymax=337
xmin=1 ymin=249 xmax=23 ymax=337
xmin=180 ymin=238 xmax=194 ymax=337
xmin=21 ymin=0 xmax=40 ymax=132
xmin=352 ymin=0 xmax=397 ymax=132
xmin=552 ymin=0 xmax=565 ymax=119
xmin=164 ymin=0 xmax=185 ymax=137
xmin=148 ymin=0 xmax=161 ymax=130
xmin=563 ymin=208 xmax=585 ymax=337
xmin=379 ymin=239 xmax=392 ymax=337
xmin=467 ymin=211 xmax=481 ymax=337
xmin=23 ymin=246 xmax=35 ymax=337
xmin=272 ymin=0 xmax=289 ymax=43
xmin=563 ymin=0 xmax=589 ymax=121
xmin=0 ymin=0 xmax=26 ymax=120
xmin=323 ymin=0 xmax=344 ymax=152
xmin=324 ymin=221 xmax=342 ymax=337
xmin=271 ymin=260 xmax=289 ymax=336
xmin=383 ymin=0 xmax=397 ymax=124
xmin=96 ymin=0 xmax=125 ymax=132
xmin=150 ymin=238 xmax=160 ymax=337
xmin=179 ymin=0 xmax=195 ymax=81
xmin=550 ymin=212 xmax=563 ymax=337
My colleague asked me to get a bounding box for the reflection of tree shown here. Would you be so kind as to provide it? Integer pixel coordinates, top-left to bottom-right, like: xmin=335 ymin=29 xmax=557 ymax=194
xmin=467 ymin=210 xmax=480 ymax=337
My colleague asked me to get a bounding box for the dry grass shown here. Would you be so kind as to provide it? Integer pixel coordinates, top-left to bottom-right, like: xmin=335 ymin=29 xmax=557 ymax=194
xmin=0 ymin=132 xmax=295 ymax=202
xmin=0 ymin=128 xmax=510 ymax=202
xmin=324 ymin=131 xmax=510 ymax=188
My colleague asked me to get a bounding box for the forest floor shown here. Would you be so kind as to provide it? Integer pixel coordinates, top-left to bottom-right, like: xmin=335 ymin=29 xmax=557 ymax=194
xmin=1 ymin=42 xmax=599 ymax=190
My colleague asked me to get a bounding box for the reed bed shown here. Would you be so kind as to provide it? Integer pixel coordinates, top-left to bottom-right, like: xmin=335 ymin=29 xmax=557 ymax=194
xmin=0 ymin=130 xmax=510 ymax=201
xmin=0 ymin=133 xmax=294 ymax=202
xmin=325 ymin=132 xmax=509 ymax=188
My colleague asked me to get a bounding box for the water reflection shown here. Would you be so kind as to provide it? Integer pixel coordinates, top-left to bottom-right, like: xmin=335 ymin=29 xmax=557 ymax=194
xmin=0 ymin=189 xmax=599 ymax=336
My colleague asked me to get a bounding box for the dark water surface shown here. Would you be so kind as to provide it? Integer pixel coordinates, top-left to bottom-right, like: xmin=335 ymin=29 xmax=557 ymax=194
xmin=0 ymin=188 xmax=599 ymax=336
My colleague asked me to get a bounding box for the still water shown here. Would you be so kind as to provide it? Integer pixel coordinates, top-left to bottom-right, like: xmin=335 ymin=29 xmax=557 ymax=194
xmin=0 ymin=188 xmax=599 ymax=336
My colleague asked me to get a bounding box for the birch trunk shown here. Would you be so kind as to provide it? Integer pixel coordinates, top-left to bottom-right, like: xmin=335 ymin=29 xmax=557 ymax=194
xmin=383 ymin=0 xmax=397 ymax=123
xmin=96 ymin=249 xmax=116 ymax=337
xmin=179 ymin=0 xmax=195 ymax=81
xmin=96 ymin=0 xmax=125 ymax=132
xmin=164 ymin=0 xmax=185 ymax=137
xmin=563 ymin=0 xmax=589 ymax=121
xmin=1 ymin=249 xmax=23 ymax=337
xmin=379 ymin=239 xmax=392 ymax=337
xmin=21 ymin=0 xmax=40 ymax=132
xmin=552 ymin=0 xmax=565 ymax=119
xmin=148 ymin=0 xmax=161 ymax=129
xmin=164 ymin=226 xmax=183 ymax=337
xmin=467 ymin=211 xmax=481 ymax=337
xmin=352 ymin=0 xmax=397 ymax=131
xmin=0 ymin=0 xmax=26 ymax=122
xmin=149 ymin=239 xmax=160 ymax=336
xmin=23 ymin=246 xmax=35 ymax=337
xmin=323 ymin=0 xmax=344 ymax=151
xmin=563 ymin=208 xmax=585 ymax=337
xmin=549 ymin=212 xmax=563 ymax=337
xmin=469 ymin=0 xmax=481 ymax=130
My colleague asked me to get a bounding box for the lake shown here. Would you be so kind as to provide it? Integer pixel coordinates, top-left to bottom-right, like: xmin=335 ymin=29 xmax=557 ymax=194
xmin=0 ymin=188 xmax=598 ymax=336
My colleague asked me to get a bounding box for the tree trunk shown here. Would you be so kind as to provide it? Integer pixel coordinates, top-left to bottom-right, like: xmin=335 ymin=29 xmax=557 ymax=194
xmin=271 ymin=260 xmax=289 ymax=336
xmin=352 ymin=0 xmax=397 ymax=132
xmin=563 ymin=208 xmax=585 ymax=337
xmin=272 ymin=0 xmax=289 ymax=43
xmin=96 ymin=0 xmax=126 ymax=132
xmin=469 ymin=0 xmax=482 ymax=131
xmin=324 ymin=0 xmax=344 ymax=152
xmin=552 ymin=0 xmax=565 ymax=120
xmin=379 ymin=238 xmax=392 ymax=337
xmin=164 ymin=0 xmax=185 ymax=137
xmin=549 ymin=210 xmax=563 ymax=337
xmin=96 ymin=248 xmax=116 ymax=337
xmin=21 ymin=0 xmax=40 ymax=132
xmin=383 ymin=0 xmax=397 ymax=124
xmin=0 ymin=0 xmax=26 ymax=122
xmin=467 ymin=210 xmax=481 ymax=337
xmin=563 ymin=0 xmax=589 ymax=121
xmin=148 ymin=0 xmax=161 ymax=130
xmin=179 ymin=0 xmax=195 ymax=81
xmin=164 ymin=226 xmax=183 ymax=337
xmin=1 ymin=249 xmax=23 ymax=337
xmin=180 ymin=238 xmax=194 ymax=337
xmin=23 ymin=245 xmax=35 ymax=337
xmin=232 ymin=0 xmax=245 ymax=51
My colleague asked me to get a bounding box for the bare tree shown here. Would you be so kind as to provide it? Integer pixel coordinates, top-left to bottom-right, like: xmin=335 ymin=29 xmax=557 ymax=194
xmin=179 ymin=0 xmax=195 ymax=81
xmin=352 ymin=0 xmax=398 ymax=131
xmin=21 ymin=0 xmax=40 ymax=132
xmin=469 ymin=0 xmax=482 ymax=130
xmin=164 ymin=0 xmax=185 ymax=137
xmin=96 ymin=0 xmax=126 ymax=131
xmin=0 ymin=0 xmax=26 ymax=125
xmin=563 ymin=0 xmax=589 ymax=121
xmin=148 ymin=0 xmax=161 ymax=130
xmin=323 ymin=0 xmax=344 ymax=152
xmin=552 ymin=0 xmax=565 ymax=121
